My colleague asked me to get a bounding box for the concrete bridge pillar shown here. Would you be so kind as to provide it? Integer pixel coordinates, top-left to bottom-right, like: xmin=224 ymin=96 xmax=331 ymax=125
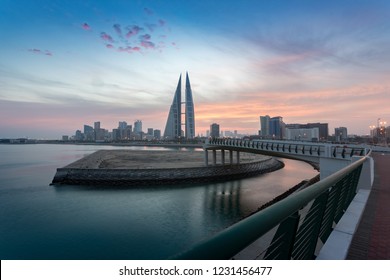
xmin=229 ymin=150 xmax=233 ymax=165
xmin=212 ymin=150 xmax=217 ymax=166
xmin=236 ymin=151 xmax=240 ymax=164
xmin=204 ymin=150 xmax=209 ymax=166
xmin=221 ymin=149 xmax=225 ymax=165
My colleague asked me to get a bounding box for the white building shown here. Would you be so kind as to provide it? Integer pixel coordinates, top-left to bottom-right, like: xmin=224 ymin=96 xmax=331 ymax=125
xmin=286 ymin=127 xmax=319 ymax=141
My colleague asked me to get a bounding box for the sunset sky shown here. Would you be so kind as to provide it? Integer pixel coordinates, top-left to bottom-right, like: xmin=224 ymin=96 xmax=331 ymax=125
xmin=1 ymin=0 xmax=390 ymax=139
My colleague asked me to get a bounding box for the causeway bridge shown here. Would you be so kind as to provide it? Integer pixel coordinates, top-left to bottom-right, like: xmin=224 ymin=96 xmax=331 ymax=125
xmin=172 ymin=138 xmax=386 ymax=260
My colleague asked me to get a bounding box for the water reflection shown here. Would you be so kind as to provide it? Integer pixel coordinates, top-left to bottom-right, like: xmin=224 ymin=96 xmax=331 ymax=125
xmin=206 ymin=180 xmax=242 ymax=218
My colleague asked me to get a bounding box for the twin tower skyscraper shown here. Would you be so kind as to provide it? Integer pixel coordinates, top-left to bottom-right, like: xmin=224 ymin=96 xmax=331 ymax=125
xmin=163 ymin=72 xmax=195 ymax=139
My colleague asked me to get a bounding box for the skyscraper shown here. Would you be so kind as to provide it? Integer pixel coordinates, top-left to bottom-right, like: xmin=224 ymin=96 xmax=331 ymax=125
xmin=260 ymin=115 xmax=270 ymax=137
xmin=185 ymin=72 xmax=195 ymax=139
xmin=164 ymin=72 xmax=195 ymax=139
xmin=210 ymin=123 xmax=220 ymax=138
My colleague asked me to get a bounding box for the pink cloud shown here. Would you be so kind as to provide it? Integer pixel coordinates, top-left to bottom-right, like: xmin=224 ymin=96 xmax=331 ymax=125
xmin=106 ymin=44 xmax=114 ymax=49
xmin=82 ymin=23 xmax=91 ymax=31
xmin=117 ymin=46 xmax=141 ymax=53
xmin=126 ymin=25 xmax=143 ymax=38
xmin=140 ymin=41 xmax=155 ymax=49
xmin=100 ymin=32 xmax=114 ymax=42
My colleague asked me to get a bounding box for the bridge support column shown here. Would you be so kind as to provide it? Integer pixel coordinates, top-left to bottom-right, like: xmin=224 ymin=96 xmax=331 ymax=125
xmin=221 ymin=149 xmax=225 ymax=165
xmin=229 ymin=150 xmax=233 ymax=165
xmin=204 ymin=150 xmax=209 ymax=166
xmin=236 ymin=151 xmax=240 ymax=164
xmin=212 ymin=150 xmax=217 ymax=166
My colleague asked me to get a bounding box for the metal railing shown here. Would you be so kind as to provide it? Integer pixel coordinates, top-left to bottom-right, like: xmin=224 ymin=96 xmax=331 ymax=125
xmin=172 ymin=151 xmax=370 ymax=260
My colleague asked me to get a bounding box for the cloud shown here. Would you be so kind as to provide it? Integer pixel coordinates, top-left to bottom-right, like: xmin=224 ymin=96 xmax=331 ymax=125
xmin=139 ymin=34 xmax=155 ymax=49
xmin=140 ymin=34 xmax=151 ymax=41
xmin=125 ymin=25 xmax=143 ymax=38
xmin=140 ymin=41 xmax=155 ymax=49
xmin=113 ymin=23 xmax=122 ymax=37
xmin=100 ymin=32 xmax=114 ymax=42
xmin=118 ymin=46 xmax=141 ymax=53
xmin=144 ymin=8 xmax=153 ymax=15
xmin=106 ymin=44 xmax=114 ymax=49
xmin=81 ymin=23 xmax=91 ymax=31
xmin=28 ymin=49 xmax=53 ymax=56
xmin=145 ymin=23 xmax=157 ymax=32
xmin=158 ymin=19 xmax=166 ymax=26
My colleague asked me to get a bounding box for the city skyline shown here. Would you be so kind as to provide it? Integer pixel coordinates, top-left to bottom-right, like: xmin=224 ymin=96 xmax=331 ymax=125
xmin=1 ymin=0 xmax=390 ymax=138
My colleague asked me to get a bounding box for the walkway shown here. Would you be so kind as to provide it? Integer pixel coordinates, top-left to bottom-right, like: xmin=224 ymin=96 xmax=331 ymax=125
xmin=347 ymin=152 xmax=390 ymax=259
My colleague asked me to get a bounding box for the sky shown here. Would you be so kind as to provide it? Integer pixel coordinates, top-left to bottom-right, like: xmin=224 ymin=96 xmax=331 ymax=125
xmin=1 ymin=0 xmax=390 ymax=139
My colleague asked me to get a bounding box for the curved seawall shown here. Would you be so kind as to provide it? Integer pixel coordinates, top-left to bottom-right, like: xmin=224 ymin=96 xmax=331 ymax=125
xmin=51 ymin=157 xmax=284 ymax=186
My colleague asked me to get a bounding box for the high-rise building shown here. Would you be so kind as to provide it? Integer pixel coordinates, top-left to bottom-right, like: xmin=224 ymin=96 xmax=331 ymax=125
xmin=118 ymin=121 xmax=127 ymax=130
xmin=185 ymin=72 xmax=195 ymax=139
xmin=335 ymin=127 xmax=348 ymax=142
xmin=210 ymin=123 xmax=220 ymax=138
xmin=147 ymin=128 xmax=154 ymax=135
xmin=94 ymin=121 xmax=100 ymax=131
xmin=260 ymin=115 xmax=270 ymax=137
xmin=269 ymin=116 xmax=285 ymax=139
xmin=260 ymin=115 xmax=287 ymax=139
xmin=134 ymin=120 xmax=142 ymax=133
xmin=154 ymin=129 xmax=161 ymax=139
xmin=164 ymin=72 xmax=195 ymax=139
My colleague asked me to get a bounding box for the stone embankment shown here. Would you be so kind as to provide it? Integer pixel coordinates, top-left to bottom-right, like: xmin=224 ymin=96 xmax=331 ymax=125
xmin=51 ymin=150 xmax=284 ymax=186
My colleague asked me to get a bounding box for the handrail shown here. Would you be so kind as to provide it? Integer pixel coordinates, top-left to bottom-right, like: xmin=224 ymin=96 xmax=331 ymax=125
xmin=172 ymin=152 xmax=370 ymax=260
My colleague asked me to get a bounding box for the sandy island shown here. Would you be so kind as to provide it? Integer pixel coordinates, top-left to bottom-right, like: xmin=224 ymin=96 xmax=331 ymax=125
xmin=65 ymin=150 xmax=269 ymax=169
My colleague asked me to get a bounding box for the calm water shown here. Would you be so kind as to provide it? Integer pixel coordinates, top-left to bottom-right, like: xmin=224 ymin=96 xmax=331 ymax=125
xmin=0 ymin=144 xmax=318 ymax=259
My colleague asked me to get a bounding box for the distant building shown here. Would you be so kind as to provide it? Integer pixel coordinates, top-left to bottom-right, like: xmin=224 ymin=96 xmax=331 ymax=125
xmin=118 ymin=121 xmax=127 ymax=130
xmin=210 ymin=123 xmax=220 ymax=138
xmin=94 ymin=121 xmax=105 ymax=141
xmin=84 ymin=125 xmax=94 ymax=141
xmin=286 ymin=123 xmax=328 ymax=141
xmin=154 ymin=129 xmax=161 ymax=139
xmin=164 ymin=72 xmax=195 ymax=139
xmin=335 ymin=127 xmax=348 ymax=142
xmin=147 ymin=128 xmax=153 ymax=135
xmin=259 ymin=115 xmax=285 ymax=139
xmin=112 ymin=129 xmax=120 ymax=141
xmin=134 ymin=120 xmax=142 ymax=133
xmin=74 ymin=130 xmax=83 ymax=141
xmin=62 ymin=135 xmax=69 ymax=141
xmin=260 ymin=115 xmax=270 ymax=137
xmin=286 ymin=127 xmax=319 ymax=141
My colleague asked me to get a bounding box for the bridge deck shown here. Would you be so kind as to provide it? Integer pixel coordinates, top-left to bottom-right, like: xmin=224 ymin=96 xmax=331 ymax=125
xmin=347 ymin=152 xmax=390 ymax=259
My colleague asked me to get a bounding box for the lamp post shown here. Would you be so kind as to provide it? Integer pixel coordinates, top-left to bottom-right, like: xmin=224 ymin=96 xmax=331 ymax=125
xmin=379 ymin=120 xmax=387 ymax=147
xmin=369 ymin=125 xmax=376 ymax=144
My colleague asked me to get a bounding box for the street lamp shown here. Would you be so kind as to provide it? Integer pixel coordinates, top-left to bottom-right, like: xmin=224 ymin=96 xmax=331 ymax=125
xmin=369 ymin=125 xmax=376 ymax=144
